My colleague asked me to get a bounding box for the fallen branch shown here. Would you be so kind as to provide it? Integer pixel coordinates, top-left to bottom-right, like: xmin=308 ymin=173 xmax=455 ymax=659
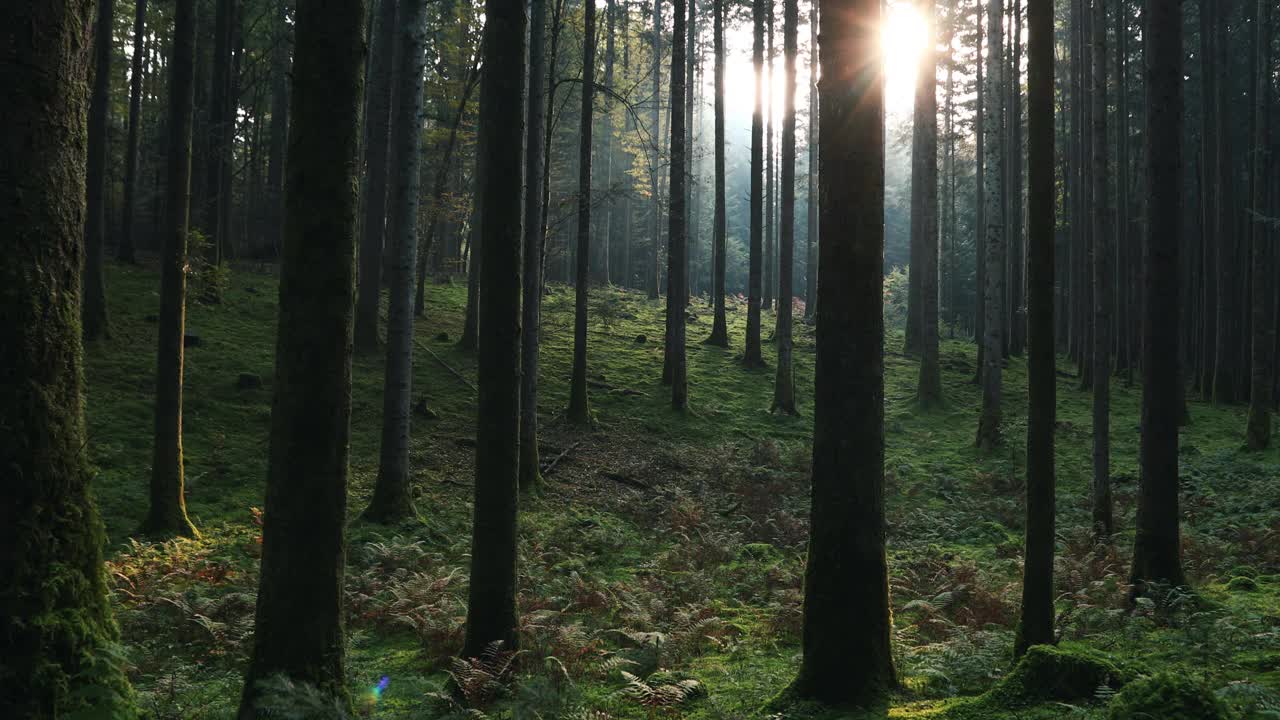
xmin=601 ymin=471 xmax=650 ymax=491
xmin=541 ymin=440 xmax=582 ymax=477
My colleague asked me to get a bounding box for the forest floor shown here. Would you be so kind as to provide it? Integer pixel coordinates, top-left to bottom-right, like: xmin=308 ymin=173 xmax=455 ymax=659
xmin=89 ymin=261 xmax=1280 ymax=719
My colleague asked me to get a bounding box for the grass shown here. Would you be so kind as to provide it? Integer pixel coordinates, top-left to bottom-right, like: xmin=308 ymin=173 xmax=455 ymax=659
xmin=86 ymin=260 xmax=1280 ymax=719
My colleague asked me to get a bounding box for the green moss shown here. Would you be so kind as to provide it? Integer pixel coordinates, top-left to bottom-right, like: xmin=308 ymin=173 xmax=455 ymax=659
xmin=1227 ymin=576 xmax=1260 ymax=592
xmin=1105 ymin=673 xmax=1230 ymax=720
xmin=982 ymin=645 xmax=1130 ymax=707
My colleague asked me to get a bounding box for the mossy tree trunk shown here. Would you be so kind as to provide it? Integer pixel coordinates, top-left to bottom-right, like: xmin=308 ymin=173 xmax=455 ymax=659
xmin=83 ymin=0 xmax=113 ymax=342
xmin=915 ymin=0 xmax=942 ymax=409
xmin=238 ymin=0 xmax=366 ymax=713
xmin=1130 ymin=0 xmax=1187 ymax=595
xmin=354 ymin=0 xmax=398 ymax=354
xmin=567 ymin=0 xmax=595 ymax=425
xmin=743 ymin=0 xmax=766 ymax=369
xmin=1015 ymin=0 xmax=1056 ymax=657
xmin=463 ymin=0 xmax=526 ymax=657
xmin=521 ymin=0 xmax=549 ymax=491
xmin=976 ymin=0 xmax=1004 ymax=450
xmin=667 ymin=0 xmax=689 ymax=410
xmin=705 ymin=0 xmax=730 ymax=347
xmin=1 ymin=2 xmax=137 ymax=715
xmin=145 ymin=0 xmax=200 ymax=540
xmin=771 ymin=0 xmax=798 ymax=415
xmin=789 ymin=0 xmax=896 ymax=703
xmin=365 ymin=0 xmax=429 ymax=524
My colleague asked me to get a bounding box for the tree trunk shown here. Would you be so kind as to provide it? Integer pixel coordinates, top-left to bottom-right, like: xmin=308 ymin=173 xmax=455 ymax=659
xmin=804 ymin=0 xmax=818 ymax=320
xmin=788 ymin=0 xmax=895 ymax=702
xmin=705 ymin=0 xmax=729 ymax=346
xmin=648 ymin=0 xmax=663 ymax=299
xmin=521 ymin=0 xmax=549 ymax=490
xmin=459 ymin=195 xmax=483 ymax=351
xmin=1130 ymin=0 xmax=1186 ymax=594
xmin=976 ymin=0 xmax=1005 ymax=450
xmin=120 ymin=0 xmax=150 ymax=264
xmin=743 ymin=0 xmax=766 ymax=368
xmin=771 ymin=0 xmax=798 ymax=414
xmin=145 ymin=0 xmax=200 ymax=540
xmin=764 ymin=3 xmax=775 ymax=312
xmin=1015 ymin=0 xmax=1056 ymax=656
xmin=567 ymin=0 xmax=596 ymax=423
xmin=667 ymin=0 xmax=689 ymax=409
xmin=1 ymin=1 xmax=137 ymax=712
xmin=1090 ymin=0 xmax=1112 ymax=538
xmin=463 ymin=0 xmax=526 ymax=658
xmin=354 ymin=0 xmax=398 ymax=354
xmin=238 ymin=0 xmax=366 ymax=712
xmin=973 ymin=4 xmax=986 ymax=384
xmin=601 ymin=0 xmax=616 ymax=285
xmin=206 ymin=0 xmax=237 ymax=265
xmin=266 ymin=0 xmax=290 ymax=258
xmin=916 ymin=0 xmax=943 ymax=407
xmin=83 ymin=0 xmax=113 ymax=342
xmin=1246 ymin=0 xmax=1274 ymax=449
xmin=364 ymin=0 xmax=429 ymax=524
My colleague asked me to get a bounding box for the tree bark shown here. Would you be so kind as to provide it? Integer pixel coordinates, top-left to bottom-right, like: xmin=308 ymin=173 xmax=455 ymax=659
xmin=976 ymin=0 xmax=1005 ymax=450
xmin=521 ymin=0 xmax=549 ymax=490
xmin=354 ymin=0 xmax=399 ymax=354
xmin=743 ymin=0 xmax=766 ymax=368
xmin=1015 ymin=0 xmax=1056 ymax=657
xmin=238 ymin=0 xmax=366 ymax=712
xmin=916 ymin=0 xmax=942 ymax=408
xmin=804 ymin=0 xmax=818 ymax=320
xmin=364 ymin=0 xmax=429 ymax=524
xmin=764 ymin=2 xmax=775 ymax=312
xmin=567 ymin=0 xmax=596 ymax=423
xmin=1246 ymin=0 xmax=1274 ymax=450
xmin=145 ymin=0 xmax=200 ymax=540
xmin=705 ymin=0 xmax=730 ymax=346
xmin=1090 ymin=0 xmax=1112 ymax=539
xmin=463 ymin=0 xmax=526 ymax=657
xmin=789 ymin=0 xmax=895 ymax=702
xmin=771 ymin=0 xmax=798 ymax=414
xmin=265 ymin=0 xmax=290 ymax=258
xmin=1130 ymin=0 xmax=1187 ymax=594
xmin=667 ymin=0 xmax=690 ymax=409
xmin=1 ymin=1 xmax=138 ymax=713
xmin=120 ymin=0 xmax=150 ymax=264
xmin=83 ymin=0 xmax=113 ymax=341
xmin=648 ymin=0 xmax=663 ymax=299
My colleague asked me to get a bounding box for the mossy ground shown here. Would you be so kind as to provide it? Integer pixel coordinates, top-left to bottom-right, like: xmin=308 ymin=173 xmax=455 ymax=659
xmin=88 ymin=261 xmax=1280 ymax=719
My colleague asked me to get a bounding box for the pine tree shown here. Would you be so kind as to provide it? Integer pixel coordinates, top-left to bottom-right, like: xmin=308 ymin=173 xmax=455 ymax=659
xmin=916 ymin=0 xmax=943 ymax=408
xmin=238 ymin=0 xmax=367 ymax=711
xmin=743 ymin=0 xmax=767 ymax=368
xmin=976 ymin=0 xmax=1005 ymax=450
xmin=521 ymin=0 xmax=550 ymax=489
xmin=771 ymin=0 xmax=798 ymax=415
xmin=705 ymin=0 xmax=730 ymax=347
xmin=568 ymin=0 xmax=596 ymax=423
xmin=83 ymin=0 xmax=113 ymax=341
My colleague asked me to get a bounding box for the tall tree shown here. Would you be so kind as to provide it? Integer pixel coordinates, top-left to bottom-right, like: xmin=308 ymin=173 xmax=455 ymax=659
xmin=916 ymin=0 xmax=943 ymax=407
xmin=521 ymin=0 xmax=549 ymax=490
xmin=972 ymin=4 xmax=985 ymax=384
xmin=364 ymin=0 xmax=429 ymax=523
xmin=705 ymin=0 xmax=730 ymax=346
xmin=1245 ymin=0 xmax=1274 ymax=451
xmin=265 ymin=0 xmax=290 ymax=257
xmin=82 ymin=0 xmax=113 ymax=341
xmin=120 ymin=0 xmax=150 ymax=264
xmin=238 ymin=0 xmax=367 ymax=711
xmin=1130 ymin=0 xmax=1186 ymax=595
xmin=1015 ymin=0 xmax=1056 ymax=657
xmin=743 ymin=0 xmax=766 ymax=368
xmin=206 ymin=0 xmax=238 ymax=263
xmin=667 ymin=0 xmax=690 ymax=409
xmin=804 ymin=0 xmax=817 ymax=319
xmin=788 ymin=0 xmax=895 ymax=703
xmin=463 ymin=0 xmax=526 ymax=657
xmin=764 ymin=0 xmax=775 ymax=312
xmin=975 ymin=0 xmax=1004 ymax=450
xmin=648 ymin=0 xmax=663 ymax=299
xmin=1 ymin=0 xmax=138 ymax=713
xmin=144 ymin=0 xmax=200 ymax=540
xmin=567 ymin=0 xmax=596 ymax=423
xmin=1089 ymin=0 xmax=1112 ymax=538
xmin=771 ymin=0 xmax=798 ymax=414
xmin=354 ymin=0 xmax=399 ymax=354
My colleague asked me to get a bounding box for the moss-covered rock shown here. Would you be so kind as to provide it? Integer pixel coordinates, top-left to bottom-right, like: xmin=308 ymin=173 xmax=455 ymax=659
xmin=986 ymin=644 xmax=1131 ymax=706
xmin=1227 ymin=576 xmax=1260 ymax=592
xmin=1105 ymin=673 xmax=1231 ymax=720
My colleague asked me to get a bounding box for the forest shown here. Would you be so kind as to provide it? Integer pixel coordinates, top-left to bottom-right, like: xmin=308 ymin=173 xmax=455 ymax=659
xmin=1 ymin=0 xmax=1278 ymax=716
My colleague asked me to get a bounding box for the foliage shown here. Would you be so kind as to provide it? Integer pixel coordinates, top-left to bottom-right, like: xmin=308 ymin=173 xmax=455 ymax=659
xmin=1104 ymin=673 xmax=1231 ymax=720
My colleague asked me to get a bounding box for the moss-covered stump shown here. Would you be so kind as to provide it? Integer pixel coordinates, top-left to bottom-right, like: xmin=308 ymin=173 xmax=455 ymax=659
xmin=986 ymin=644 xmax=1130 ymax=706
xmin=1105 ymin=673 xmax=1230 ymax=720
